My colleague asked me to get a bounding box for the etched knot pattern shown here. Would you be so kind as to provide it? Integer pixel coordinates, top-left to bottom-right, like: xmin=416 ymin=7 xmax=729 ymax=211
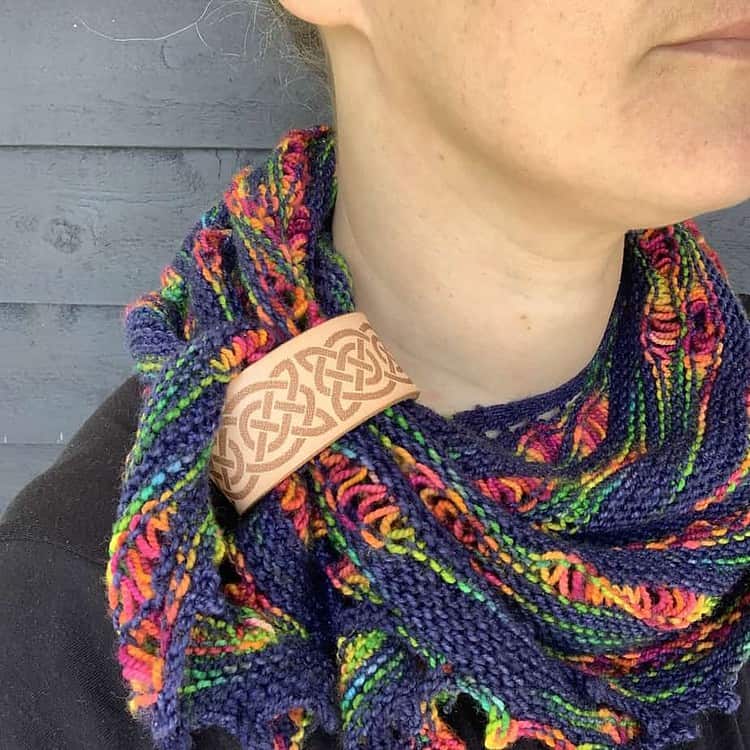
xmin=209 ymin=319 xmax=417 ymax=508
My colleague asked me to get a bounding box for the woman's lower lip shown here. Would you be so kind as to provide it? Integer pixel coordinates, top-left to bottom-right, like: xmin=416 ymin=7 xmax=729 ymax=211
xmin=661 ymin=38 xmax=750 ymax=59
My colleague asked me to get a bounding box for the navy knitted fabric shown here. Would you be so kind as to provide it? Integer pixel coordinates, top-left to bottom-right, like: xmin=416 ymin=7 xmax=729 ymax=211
xmin=105 ymin=124 xmax=750 ymax=750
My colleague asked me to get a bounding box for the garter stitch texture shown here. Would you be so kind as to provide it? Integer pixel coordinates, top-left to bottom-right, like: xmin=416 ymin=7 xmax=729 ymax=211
xmin=105 ymin=124 xmax=750 ymax=750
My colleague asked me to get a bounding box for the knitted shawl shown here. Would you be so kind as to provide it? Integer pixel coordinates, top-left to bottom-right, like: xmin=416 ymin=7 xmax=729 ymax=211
xmin=105 ymin=124 xmax=750 ymax=750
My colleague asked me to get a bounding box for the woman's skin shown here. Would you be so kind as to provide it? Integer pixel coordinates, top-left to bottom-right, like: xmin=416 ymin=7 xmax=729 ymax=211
xmin=278 ymin=0 xmax=750 ymax=417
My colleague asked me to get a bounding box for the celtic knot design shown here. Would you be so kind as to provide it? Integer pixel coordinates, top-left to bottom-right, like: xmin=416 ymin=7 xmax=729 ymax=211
xmin=209 ymin=315 xmax=419 ymax=512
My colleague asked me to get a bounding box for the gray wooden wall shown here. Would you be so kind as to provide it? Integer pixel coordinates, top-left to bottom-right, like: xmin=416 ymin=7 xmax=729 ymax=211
xmin=0 ymin=1 xmax=748 ymax=513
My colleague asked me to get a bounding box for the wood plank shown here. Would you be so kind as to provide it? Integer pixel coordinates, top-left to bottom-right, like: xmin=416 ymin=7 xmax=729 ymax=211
xmin=0 ymin=445 xmax=66 ymax=517
xmin=1 ymin=147 xmax=749 ymax=306
xmin=693 ymin=203 xmax=750 ymax=293
xmin=0 ymin=303 xmax=132 ymax=445
xmin=0 ymin=146 xmax=260 ymax=305
xmin=0 ymin=0 xmax=331 ymax=147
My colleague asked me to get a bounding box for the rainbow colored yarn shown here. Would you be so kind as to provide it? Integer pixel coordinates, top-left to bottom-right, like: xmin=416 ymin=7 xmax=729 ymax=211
xmin=105 ymin=124 xmax=750 ymax=750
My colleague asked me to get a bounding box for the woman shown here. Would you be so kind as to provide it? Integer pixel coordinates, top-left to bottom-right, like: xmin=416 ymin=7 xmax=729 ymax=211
xmin=2 ymin=1 xmax=750 ymax=748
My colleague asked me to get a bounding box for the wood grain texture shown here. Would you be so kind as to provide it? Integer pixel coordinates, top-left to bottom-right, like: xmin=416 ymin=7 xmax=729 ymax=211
xmin=693 ymin=204 xmax=750 ymax=294
xmin=0 ymin=303 xmax=132 ymax=446
xmin=0 ymin=147 xmax=262 ymax=305
xmin=0 ymin=0 xmax=331 ymax=148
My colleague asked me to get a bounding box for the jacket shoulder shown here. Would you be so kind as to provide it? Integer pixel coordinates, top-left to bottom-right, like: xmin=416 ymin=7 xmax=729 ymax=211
xmin=0 ymin=375 xmax=141 ymax=563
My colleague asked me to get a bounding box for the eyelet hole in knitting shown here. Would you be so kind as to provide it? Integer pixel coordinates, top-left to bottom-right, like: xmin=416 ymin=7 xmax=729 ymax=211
xmin=693 ymin=308 xmax=706 ymax=331
xmin=209 ymin=481 xmax=240 ymax=532
xmin=438 ymin=692 xmax=487 ymax=746
xmin=218 ymin=557 xmax=242 ymax=585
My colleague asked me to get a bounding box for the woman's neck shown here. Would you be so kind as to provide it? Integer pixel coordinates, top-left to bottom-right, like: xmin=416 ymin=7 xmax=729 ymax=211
xmin=329 ymin=119 xmax=628 ymax=416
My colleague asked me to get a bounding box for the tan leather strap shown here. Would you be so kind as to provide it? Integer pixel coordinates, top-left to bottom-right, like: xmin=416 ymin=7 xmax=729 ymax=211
xmin=208 ymin=311 xmax=421 ymax=514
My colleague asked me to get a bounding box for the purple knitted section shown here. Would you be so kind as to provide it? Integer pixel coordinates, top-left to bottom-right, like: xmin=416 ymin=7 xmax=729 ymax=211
xmin=105 ymin=124 xmax=750 ymax=750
